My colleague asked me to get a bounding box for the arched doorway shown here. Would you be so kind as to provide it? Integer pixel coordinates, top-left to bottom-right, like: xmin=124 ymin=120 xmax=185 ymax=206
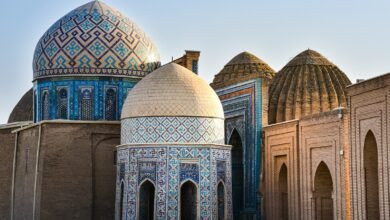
xmin=218 ymin=182 xmax=225 ymax=220
xmin=139 ymin=180 xmax=155 ymax=220
xmin=314 ymin=162 xmax=333 ymax=220
xmin=279 ymin=164 xmax=288 ymax=220
xmin=180 ymin=181 xmax=197 ymax=220
xmin=119 ymin=182 xmax=124 ymax=220
xmin=229 ymin=129 xmax=244 ymax=219
xmin=364 ymin=130 xmax=379 ymax=220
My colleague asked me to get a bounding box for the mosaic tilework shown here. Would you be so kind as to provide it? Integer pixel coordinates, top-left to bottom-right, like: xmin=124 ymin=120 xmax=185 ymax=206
xmin=217 ymin=161 xmax=226 ymax=182
xmin=116 ymin=146 xmax=232 ymax=220
xmin=216 ymin=79 xmax=264 ymax=218
xmin=126 ymin=148 xmax=167 ymax=220
xmin=121 ymin=117 xmax=225 ymax=145
xmin=33 ymin=1 xmax=160 ymax=80
xmin=138 ymin=161 xmax=156 ymax=183
xmin=167 ymin=147 xmax=211 ymax=219
xmin=180 ymin=163 xmax=199 ymax=183
xmin=211 ymin=149 xmax=233 ymax=220
xmin=34 ymin=77 xmax=136 ymax=121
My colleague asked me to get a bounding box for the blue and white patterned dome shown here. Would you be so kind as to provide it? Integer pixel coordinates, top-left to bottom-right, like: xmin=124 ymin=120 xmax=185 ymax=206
xmin=33 ymin=1 xmax=160 ymax=80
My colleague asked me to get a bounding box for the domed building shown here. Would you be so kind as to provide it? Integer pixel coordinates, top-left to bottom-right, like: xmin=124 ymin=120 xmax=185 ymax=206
xmin=117 ymin=63 xmax=232 ymax=219
xmin=263 ymin=49 xmax=353 ymax=220
xmin=1 ymin=1 xmax=390 ymax=219
xmin=0 ymin=1 xmax=166 ymax=220
xmin=32 ymin=1 xmax=160 ymax=122
xmin=211 ymin=51 xmax=275 ymax=219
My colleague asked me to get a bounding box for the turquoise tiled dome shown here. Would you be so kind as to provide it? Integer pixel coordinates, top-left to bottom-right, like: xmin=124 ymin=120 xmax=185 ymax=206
xmin=33 ymin=1 xmax=160 ymax=80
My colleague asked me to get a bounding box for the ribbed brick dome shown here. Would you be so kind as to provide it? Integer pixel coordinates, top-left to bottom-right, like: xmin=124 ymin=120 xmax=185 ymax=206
xmin=269 ymin=49 xmax=351 ymax=124
xmin=211 ymin=51 xmax=275 ymax=89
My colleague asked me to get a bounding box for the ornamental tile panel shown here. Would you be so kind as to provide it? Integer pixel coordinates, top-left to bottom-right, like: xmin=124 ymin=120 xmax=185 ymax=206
xmin=116 ymin=146 xmax=232 ymax=220
xmin=121 ymin=117 xmax=225 ymax=145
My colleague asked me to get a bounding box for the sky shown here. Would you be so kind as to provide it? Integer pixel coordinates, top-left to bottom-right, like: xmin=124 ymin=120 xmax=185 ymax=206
xmin=0 ymin=0 xmax=389 ymax=124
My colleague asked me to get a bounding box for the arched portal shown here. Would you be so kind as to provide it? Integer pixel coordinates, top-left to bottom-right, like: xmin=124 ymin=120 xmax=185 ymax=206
xmin=314 ymin=162 xmax=333 ymax=220
xmin=218 ymin=182 xmax=225 ymax=220
xmin=364 ymin=130 xmax=379 ymax=220
xmin=279 ymin=164 xmax=288 ymax=220
xmin=180 ymin=181 xmax=197 ymax=220
xmin=139 ymin=180 xmax=155 ymax=220
xmin=229 ymin=129 xmax=244 ymax=219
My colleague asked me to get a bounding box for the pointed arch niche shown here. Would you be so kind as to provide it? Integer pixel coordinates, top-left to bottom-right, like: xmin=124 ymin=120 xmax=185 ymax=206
xmin=180 ymin=180 xmax=198 ymax=220
xmin=313 ymin=161 xmax=333 ymax=220
xmin=279 ymin=163 xmax=288 ymax=220
xmin=229 ymin=129 xmax=244 ymax=219
xmin=138 ymin=180 xmax=155 ymax=220
xmin=364 ymin=130 xmax=379 ymax=220
xmin=217 ymin=181 xmax=226 ymax=220
xmin=119 ymin=181 xmax=125 ymax=220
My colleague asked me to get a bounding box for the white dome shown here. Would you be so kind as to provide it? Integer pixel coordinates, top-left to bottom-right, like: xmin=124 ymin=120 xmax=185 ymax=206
xmin=121 ymin=63 xmax=224 ymax=119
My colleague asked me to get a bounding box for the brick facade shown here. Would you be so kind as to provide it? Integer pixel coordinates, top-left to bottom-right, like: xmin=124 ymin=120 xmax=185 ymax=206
xmin=264 ymin=109 xmax=350 ymax=220
xmin=348 ymin=73 xmax=390 ymax=220
xmin=10 ymin=121 xmax=120 ymax=220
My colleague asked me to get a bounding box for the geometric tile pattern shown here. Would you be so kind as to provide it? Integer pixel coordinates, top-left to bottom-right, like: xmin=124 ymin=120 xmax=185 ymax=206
xmin=217 ymin=161 xmax=226 ymax=182
xmin=216 ymin=79 xmax=264 ymax=218
xmin=180 ymin=163 xmax=199 ymax=183
xmin=33 ymin=1 xmax=160 ymax=80
xmin=121 ymin=117 xmax=225 ymax=145
xmin=138 ymin=161 xmax=156 ymax=184
xmin=116 ymin=146 xmax=232 ymax=220
xmin=211 ymin=149 xmax=233 ymax=220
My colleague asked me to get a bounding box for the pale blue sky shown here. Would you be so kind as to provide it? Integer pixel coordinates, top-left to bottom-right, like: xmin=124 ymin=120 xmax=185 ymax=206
xmin=1 ymin=0 xmax=389 ymax=124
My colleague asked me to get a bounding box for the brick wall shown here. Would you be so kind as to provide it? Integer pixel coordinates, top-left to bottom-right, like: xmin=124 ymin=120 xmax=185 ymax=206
xmin=348 ymin=73 xmax=390 ymax=220
xmin=12 ymin=121 xmax=120 ymax=220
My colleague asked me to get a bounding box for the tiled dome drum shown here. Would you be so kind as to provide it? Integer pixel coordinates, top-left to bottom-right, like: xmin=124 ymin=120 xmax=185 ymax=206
xmin=33 ymin=1 xmax=160 ymax=79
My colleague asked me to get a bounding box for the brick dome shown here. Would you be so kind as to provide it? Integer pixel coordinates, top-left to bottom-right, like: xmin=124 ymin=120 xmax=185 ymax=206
xmin=211 ymin=51 xmax=275 ymax=89
xmin=8 ymin=88 xmax=33 ymax=123
xmin=269 ymin=49 xmax=351 ymax=124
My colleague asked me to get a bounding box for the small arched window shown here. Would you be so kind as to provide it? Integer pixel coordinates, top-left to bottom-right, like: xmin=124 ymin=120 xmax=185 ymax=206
xmin=80 ymin=88 xmax=93 ymax=120
xmin=105 ymin=88 xmax=117 ymax=120
xmin=57 ymin=88 xmax=68 ymax=119
xmin=41 ymin=91 xmax=49 ymax=120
